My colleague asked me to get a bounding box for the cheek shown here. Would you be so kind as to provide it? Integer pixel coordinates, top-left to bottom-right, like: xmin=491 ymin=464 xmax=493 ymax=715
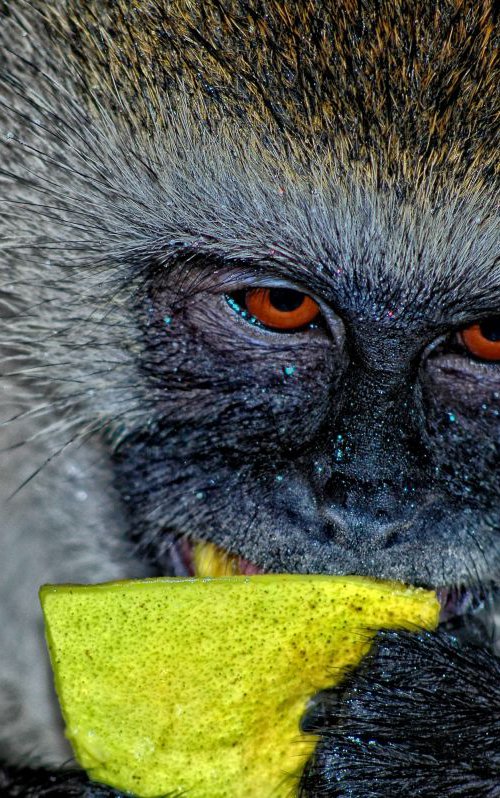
xmin=141 ymin=303 xmax=339 ymax=458
xmin=424 ymin=361 xmax=500 ymax=438
xmin=423 ymin=367 xmax=500 ymax=499
xmin=233 ymin=350 xmax=336 ymax=453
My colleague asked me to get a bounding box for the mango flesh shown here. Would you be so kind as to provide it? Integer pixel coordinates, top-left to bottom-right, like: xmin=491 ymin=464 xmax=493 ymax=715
xmin=40 ymin=571 xmax=439 ymax=798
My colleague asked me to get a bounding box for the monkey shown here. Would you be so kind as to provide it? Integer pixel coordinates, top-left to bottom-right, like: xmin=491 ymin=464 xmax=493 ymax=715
xmin=0 ymin=0 xmax=499 ymax=795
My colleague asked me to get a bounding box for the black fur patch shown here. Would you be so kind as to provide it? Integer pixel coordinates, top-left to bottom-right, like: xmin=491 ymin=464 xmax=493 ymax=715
xmin=0 ymin=766 xmax=126 ymax=797
xmin=299 ymin=630 xmax=500 ymax=797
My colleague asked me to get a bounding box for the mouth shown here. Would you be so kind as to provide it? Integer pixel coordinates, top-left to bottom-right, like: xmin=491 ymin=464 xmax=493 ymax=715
xmin=173 ymin=538 xmax=495 ymax=625
xmin=178 ymin=538 xmax=266 ymax=577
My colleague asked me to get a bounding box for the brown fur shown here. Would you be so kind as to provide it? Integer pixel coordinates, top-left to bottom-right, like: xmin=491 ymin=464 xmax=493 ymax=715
xmin=40 ymin=0 xmax=499 ymax=190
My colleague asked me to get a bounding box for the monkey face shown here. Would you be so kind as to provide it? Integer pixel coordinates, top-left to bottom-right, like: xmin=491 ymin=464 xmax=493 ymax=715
xmin=112 ymin=206 xmax=500 ymax=596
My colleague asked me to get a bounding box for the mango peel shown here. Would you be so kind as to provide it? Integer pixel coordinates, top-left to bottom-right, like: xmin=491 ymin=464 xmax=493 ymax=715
xmin=40 ymin=574 xmax=439 ymax=798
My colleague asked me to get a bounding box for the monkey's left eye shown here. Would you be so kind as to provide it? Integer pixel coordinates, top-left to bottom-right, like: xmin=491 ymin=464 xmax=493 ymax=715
xmin=460 ymin=316 xmax=500 ymax=361
xmin=226 ymin=288 xmax=320 ymax=331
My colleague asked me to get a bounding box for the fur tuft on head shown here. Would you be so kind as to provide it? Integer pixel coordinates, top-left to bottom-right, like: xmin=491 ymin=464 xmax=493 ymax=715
xmin=45 ymin=0 xmax=499 ymax=185
xmin=1 ymin=1 xmax=499 ymax=446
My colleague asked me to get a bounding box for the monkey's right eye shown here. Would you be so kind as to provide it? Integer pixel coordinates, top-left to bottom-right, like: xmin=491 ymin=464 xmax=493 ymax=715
xmin=460 ymin=316 xmax=500 ymax=361
xmin=226 ymin=288 xmax=321 ymax=332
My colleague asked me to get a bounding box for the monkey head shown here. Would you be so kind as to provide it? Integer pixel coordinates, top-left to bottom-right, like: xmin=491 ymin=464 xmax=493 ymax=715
xmin=1 ymin=0 xmax=499 ymax=609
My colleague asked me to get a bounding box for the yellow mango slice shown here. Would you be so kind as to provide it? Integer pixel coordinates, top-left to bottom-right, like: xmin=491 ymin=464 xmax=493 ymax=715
xmin=40 ymin=573 xmax=439 ymax=798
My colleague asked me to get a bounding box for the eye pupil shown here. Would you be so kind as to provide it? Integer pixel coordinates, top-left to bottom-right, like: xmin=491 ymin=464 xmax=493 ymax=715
xmin=268 ymin=288 xmax=304 ymax=313
xmin=479 ymin=317 xmax=500 ymax=342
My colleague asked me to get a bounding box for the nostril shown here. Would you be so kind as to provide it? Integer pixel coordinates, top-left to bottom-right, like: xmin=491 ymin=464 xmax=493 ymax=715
xmin=381 ymin=525 xmax=403 ymax=547
xmin=323 ymin=470 xmax=423 ymax=521
xmin=324 ymin=472 xmax=399 ymax=514
xmin=321 ymin=503 xmax=406 ymax=550
xmin=373 ymin=505 xmax=392 ymax=522
xmin=324 ymin=473 xmax=351 ymax=507
xmin=320 ymin=496 xmax=412 ymax=550
xmin=319 ymin=468 xmax=430 ymax=550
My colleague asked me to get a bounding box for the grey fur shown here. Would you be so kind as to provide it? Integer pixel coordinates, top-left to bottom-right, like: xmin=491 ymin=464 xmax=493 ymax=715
xmin=0 ymin=1 xmax=499 ymax=774
xmin=0 ymin=394 xmax=151 ymax=763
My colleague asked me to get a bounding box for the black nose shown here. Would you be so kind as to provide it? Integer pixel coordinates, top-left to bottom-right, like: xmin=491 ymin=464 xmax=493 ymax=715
xmin=325 ymin=472 xmax=420 ymax=519
xmin=321 ymin=471 xmax=426 ymax=547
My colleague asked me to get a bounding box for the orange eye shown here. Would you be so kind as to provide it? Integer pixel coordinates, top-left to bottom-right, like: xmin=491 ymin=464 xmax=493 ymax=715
xmin=460 ymin=317 xmax=500 ymax=361
xmin=245 ymin=288 xmax=320 ymax=330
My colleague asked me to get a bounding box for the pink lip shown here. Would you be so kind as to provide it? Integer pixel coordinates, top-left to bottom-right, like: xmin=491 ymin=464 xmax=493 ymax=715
xmin=237 ymin=558 xmax=265 ymax=575
xmin=178 ymin=539 xmax=196 ymax=574
xmin=436 ymin=585 xmax=486 ymax=623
